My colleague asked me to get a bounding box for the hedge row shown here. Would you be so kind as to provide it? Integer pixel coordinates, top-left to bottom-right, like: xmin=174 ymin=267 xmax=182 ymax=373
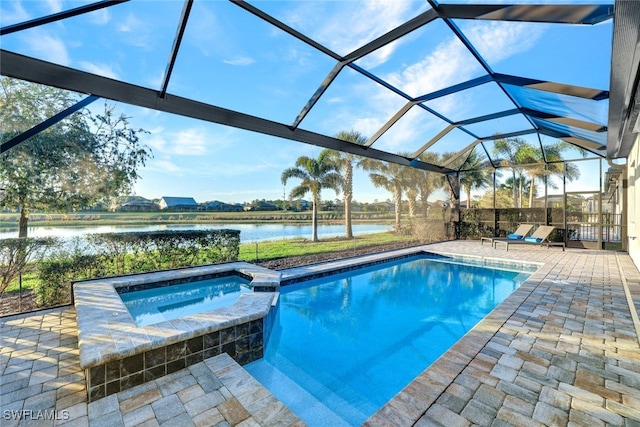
xmin=1 ymin=229 xmax=240 ymax=308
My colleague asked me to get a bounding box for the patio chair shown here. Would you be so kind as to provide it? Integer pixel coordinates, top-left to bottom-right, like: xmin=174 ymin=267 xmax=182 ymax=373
xmin=493 ymin=225 xmax=565 ymax=251
xmin=480 ymin=224 xmax=533 ymax=246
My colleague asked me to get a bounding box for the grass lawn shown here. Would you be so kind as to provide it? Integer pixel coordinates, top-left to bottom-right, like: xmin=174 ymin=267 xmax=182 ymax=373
xmin=238 ymin=232 xmax=416 ymax=262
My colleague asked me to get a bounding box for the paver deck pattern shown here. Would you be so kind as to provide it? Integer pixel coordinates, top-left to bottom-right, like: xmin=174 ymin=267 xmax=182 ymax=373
xmin=2 ymin=241 xmax=640 ymax=426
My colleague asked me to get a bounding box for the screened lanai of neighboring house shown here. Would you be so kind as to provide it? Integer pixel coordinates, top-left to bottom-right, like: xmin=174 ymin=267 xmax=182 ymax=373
xmin=1 ymin=1 xmax=640 ymax=263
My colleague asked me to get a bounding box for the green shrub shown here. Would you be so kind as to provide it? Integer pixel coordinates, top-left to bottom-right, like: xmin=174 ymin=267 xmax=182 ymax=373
xmin=36 ymin=249 xmax=106 ymax=307
xmin=33 ymin=230 xmax=240 ymax=308
xmin=86 ymin=229 xmax=241 ymax=274
xmin=0 ymin=237 xmax=57 ymax=295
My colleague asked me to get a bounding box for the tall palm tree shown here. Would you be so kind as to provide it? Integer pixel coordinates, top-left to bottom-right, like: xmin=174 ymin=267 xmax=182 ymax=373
xmin=321 ymin=130 xmax=367 ymax=239
xmin=417 ymin=152 xmax=443 ymax=217
xmin=361 ymin=159 xmax=409 ymax=232
xmin=515 ymin=141 xmax=582 ymax=207
xmin=459 ymin=150 xmax=492 ymax=209
xmin=281 ymin=152 xmax=341 ymax=242
xmin=406 ymin=184 xmax=419 ymax=217
xmin=493 ymin=137 xmax=528 ymax=208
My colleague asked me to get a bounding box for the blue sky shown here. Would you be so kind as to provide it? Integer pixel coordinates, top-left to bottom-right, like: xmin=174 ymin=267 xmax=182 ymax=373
xmin=1 ymin=0 xmax=613 ymax=204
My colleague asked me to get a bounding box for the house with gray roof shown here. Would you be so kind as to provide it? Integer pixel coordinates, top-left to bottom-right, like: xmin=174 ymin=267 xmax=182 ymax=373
xmin=158 ymin=196 xmax=198 ymax=211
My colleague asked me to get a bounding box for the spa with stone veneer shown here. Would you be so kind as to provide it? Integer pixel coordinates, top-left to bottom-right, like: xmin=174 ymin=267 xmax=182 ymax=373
xmin=73 ymin=262 xmax=280 ymax=402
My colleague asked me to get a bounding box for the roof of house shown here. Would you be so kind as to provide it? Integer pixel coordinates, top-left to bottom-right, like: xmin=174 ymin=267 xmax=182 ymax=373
xmin=160 ymin=197 xmax=197 ymax=206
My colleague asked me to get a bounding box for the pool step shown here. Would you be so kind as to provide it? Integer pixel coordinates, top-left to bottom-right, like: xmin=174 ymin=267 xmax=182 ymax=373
xmin=246 ymin=357 xmax=369 ymax=427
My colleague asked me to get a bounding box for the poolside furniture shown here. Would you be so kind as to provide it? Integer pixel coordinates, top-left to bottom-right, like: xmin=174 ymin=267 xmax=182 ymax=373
xmin=480 ymin=224 xmax=533 ymax=246
xmin=494 ymin=225 xmax=565 ymax=251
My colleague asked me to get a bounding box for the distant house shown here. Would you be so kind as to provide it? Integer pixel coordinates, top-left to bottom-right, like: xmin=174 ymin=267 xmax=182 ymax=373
xmin=118 ymin=196 xmax=158 ymax=211
xmin=159 ymin=196 xmax=198 ymax=211
xmin=202 ymin=200 xmax=243 ymax=212
xmin=299 ymin=200 xmax=312 ymax=209
xmin=244 ymin=201 xmax=277 ymax=211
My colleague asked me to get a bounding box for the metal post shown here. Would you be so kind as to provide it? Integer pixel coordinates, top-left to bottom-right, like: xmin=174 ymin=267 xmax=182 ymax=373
xmin=493 ymin=170 xmax=497 ymax=236
xmin=598 ymin=159 xmax=603 ymax=250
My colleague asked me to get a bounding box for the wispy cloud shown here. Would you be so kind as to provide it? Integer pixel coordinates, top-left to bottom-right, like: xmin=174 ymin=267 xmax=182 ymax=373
xmin=147 ymin=159 xmax=182 ymax=174
xmin=45 ymin=0 xmax=63 ymax=14
xmin=78 ymin=61 xmax=119 ymax=80
xmin=173 ymin=129 xmax=209 ymax=155
xmin=88 ymin=8 xmax=111 ymax=25
xmin=464 ymin=21 xmax=545 ymax=64
xmin=286 ymin=0 xmax=424 ymax=68
xmin=24 ymin=30 xmax=70 ymax=65
xmin=324 ymin=20 xmax=546 ymax=152
xmin=117 ymin=13 xmax=140 ymax=33
xmin=386 ymin=37 xmax=480 ymax=99
xmin=0 ymin=2 xmax=29 ymax=26
xmin=143 ymin=126 xmax=234 ymax=157
xmin=223 ymin=56 xmax=255 ymax=66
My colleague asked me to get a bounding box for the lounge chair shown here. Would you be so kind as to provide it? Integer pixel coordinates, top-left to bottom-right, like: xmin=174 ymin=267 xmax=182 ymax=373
xmin=494 ymin=225 xmax=565 ymax=251
xmin=480 ymin=224 xmax=533 ymax=246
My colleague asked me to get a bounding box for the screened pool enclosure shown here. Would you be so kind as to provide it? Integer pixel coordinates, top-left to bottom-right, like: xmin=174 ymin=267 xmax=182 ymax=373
xmin=1 ymin=0 xmax=639 ymax=251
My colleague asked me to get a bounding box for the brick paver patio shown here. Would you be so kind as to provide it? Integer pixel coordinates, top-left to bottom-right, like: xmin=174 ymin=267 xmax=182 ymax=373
xmin=1 ymin=241 xmax=639 ymax=426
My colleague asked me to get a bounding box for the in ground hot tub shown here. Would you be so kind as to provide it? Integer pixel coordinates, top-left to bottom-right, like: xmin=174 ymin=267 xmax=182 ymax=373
xmin=73 ymin=262 xmax=280 ymax=402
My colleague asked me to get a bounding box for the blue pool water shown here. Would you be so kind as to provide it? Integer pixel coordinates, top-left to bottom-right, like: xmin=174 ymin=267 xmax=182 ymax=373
xmin=119 ymin=275 xmax=251 ymax=326
xmin=246 ymin=255 xmax=533 ymax=426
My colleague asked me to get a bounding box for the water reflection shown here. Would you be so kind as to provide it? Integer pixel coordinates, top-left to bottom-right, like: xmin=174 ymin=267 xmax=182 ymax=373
xmin=0 ymin=223 xmax=390 ymax=242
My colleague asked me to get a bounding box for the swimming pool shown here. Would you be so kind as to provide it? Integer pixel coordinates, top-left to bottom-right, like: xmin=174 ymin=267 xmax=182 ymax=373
xmin=246 ymin=255 xmax=534 ymax=426
xmin=119 ymin=275 xmax=252 ymax=326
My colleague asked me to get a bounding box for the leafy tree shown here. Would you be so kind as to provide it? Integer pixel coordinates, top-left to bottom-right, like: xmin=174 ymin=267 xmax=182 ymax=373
xmin=0 ymin=78 xmax=152 ymax=237
xmin=321 ymin=130 xmax=367 ymax=239
xmin=281 ymin=152 xmax=341 ymax=242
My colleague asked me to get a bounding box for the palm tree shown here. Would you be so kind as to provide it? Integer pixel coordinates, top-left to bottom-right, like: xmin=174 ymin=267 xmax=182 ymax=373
xmin=515 ymin=141 xmax=582 ymax=207
xmin=417 ymin=153 xmax=443 ymax=217
xmin=281 ymin=152 xmax=341 ymax=242
xmin=493 ymin=137 xmax=528 ymax=208
xmin=361 ymin=159 xmax=409 ymax=233
xmin=321 ymin=130 xmax=367 ymax=239
xmin=459 ymin=150 xmax=492 ymax=209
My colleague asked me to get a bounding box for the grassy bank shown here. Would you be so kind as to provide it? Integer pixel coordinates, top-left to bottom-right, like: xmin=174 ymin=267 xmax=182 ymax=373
xmin=238 ymin=232 xmax=416 ymax=262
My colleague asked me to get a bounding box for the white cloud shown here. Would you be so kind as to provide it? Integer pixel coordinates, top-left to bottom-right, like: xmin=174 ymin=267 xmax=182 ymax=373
xmin=146 ymin=71 xmax=165 ymax=91
xmin=464 ymin=21 xmax=546 ymax=64
xmin=223 ymin=56 xmax=256 ymax=66
xmin=78 ymin=61 xmax=119 ymax=79
xmin=288 ymin=0 xmax=424 ymax=68
xmin=386 ymin=37 xmax=480 ymax=99
xmin=358 ymin=21 xmax=547 ymax=150
xmin=88 ymin=8 xmax=111 ymax=25
xmin=148 ymin=159 xmax=182 ymax=174
xmin=142 ymin=126 xmax=232 ymax=157
xmin=1 ymin=2 xmax=29 ymax=25
xmin=117 ymin=13 xmax=140 ymax=33
xmin=24 ymin=31 xmax=70 ymax=65
xmin=45 ymin=0 xmax=63 ymax=14
xmin=173 ymin=129 xmax=208 ymax=155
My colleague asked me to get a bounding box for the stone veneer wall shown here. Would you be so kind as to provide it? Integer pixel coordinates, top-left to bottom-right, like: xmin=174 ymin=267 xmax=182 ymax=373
xmin=75 ymin=262 xmax=281 ymax=403
xmin=86 ymin=316 xmax=270 ymax=402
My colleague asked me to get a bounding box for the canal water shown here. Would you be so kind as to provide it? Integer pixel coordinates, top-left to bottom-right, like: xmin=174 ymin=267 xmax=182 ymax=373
xmin=0 ymin=223 xmax=391 ymax=243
